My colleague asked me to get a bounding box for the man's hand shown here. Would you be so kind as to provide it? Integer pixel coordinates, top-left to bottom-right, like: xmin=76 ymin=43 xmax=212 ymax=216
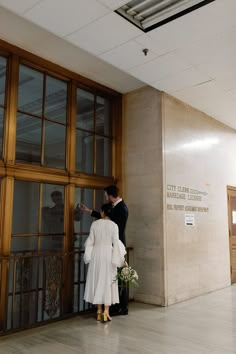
xmin=80 ymin=203 xmax=92 ymax=213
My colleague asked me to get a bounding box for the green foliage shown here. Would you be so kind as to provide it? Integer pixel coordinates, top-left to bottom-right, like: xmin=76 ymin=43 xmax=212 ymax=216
xmin=114 ymin=261 xmax=139 ymax=288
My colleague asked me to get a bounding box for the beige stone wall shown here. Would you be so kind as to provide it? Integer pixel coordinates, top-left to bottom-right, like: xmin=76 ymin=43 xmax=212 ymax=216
xmin=163 ymin=93 xmax=234 ymax=305
xmin=123 ymin=86 xmax=165 ymax=305
xmin=124 ymin=85 xmax=235 ymax=306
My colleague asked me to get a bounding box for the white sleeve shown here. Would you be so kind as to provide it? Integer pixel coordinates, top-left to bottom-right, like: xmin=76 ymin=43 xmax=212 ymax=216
xmin=83 ymin=222 xmax=95 ymax=264
xmin=112 ymin=224 xmax=126 ymax=267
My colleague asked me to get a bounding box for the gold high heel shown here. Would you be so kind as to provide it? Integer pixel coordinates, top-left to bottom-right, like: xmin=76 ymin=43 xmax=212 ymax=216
xmin=103 ymin=311 xmax=112 ymax=322
xmin=97 ymin=311 xmax=102 ymax=321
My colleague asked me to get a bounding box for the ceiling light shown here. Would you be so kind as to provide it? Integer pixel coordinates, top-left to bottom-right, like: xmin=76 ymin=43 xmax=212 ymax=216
xmin=116 ymin=0 xmax=216 ymax=32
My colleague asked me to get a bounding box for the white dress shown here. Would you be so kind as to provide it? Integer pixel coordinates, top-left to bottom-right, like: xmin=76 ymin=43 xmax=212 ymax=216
xmin=84 ymin=219 xmax=126 ymax=306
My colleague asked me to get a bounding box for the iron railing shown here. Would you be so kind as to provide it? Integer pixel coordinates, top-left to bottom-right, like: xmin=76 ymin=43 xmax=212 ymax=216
xmin=0 ymin=247 xmax=133 ymax=335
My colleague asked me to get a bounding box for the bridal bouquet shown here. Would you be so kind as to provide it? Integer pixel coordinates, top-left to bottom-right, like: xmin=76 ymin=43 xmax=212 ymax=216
xmin=115 ymin=261 xmax=138 ymax=288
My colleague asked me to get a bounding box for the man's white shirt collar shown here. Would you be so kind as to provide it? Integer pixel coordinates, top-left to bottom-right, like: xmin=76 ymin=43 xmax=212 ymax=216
xmin=113 ymin=198 xmax=122 ymax=207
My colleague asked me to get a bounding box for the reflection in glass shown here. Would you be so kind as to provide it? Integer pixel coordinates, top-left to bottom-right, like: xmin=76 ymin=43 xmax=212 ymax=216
xmin=0 ymin=107 xmax=4 ymax=157
xmin=74 ymin=187 xmax=93 ymax=250
xmin=76 ymin=130 xmax=93 ymax=174
xmin=18 ymin=65 xmax=43 ymax=116
xmin=76 ymin=88 xmax=94 ymax=130
xmin=42 ymin=185 xmax=65 ymax=235
xmin=73 ymin=187 xmax=104 ymax=249
xmin=0 ymin=56 xmax=7 ymax=105
xmin=96 ymin=96 xmax=111 ymax=136
xmin=44 ymin=121 xmax=66 ymax=169
xmin=45 ymin=76 xmax=67 ymax=123
xmin=16 ymin=113 xmax=42 ymax=164
xmin=12 ymin=180 xmax=40 ymax=235
xmin=96 ymin=136 xmax=112 ymax=176
xmin=95 ymin=189 xmax=105 ymax=211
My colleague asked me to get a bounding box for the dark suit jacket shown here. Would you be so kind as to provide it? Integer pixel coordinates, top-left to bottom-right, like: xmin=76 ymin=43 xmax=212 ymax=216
xmin=91 ymin=200 xmax=128 ymax=246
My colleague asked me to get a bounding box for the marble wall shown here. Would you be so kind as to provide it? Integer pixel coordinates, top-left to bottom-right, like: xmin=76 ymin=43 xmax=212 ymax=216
xmin=163 ymin=93 xmax=234 ymax=305
xmin=123 ymin=86 xmax=165 ymax=305
xmin=124 ymin=86 xmax=235 ymax=306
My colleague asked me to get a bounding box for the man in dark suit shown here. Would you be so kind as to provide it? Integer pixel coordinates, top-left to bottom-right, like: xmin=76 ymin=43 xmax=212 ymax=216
xmin=81 ymin=185 xmax=129 ymax=315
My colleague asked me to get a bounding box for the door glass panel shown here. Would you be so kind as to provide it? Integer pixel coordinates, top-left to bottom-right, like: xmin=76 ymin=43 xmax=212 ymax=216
xmin=0 ymin=56 xmax=7 ymax=105
xmin=0 ymin=107 xmax=4 ymax=157
xmin=18 ymin=65 xmax=43 ymax=116
xmin=40 ymin=236 xmax=64 ymax=252
xmin=76 ymin=130 xmax=94 ymax=174
xmin=42 ymin=184 xmax=65 ymax=235
xmin=229 ymin=194 xmax=236 ymax=283
xmin=96 ymin=136 xmax=112 ymax=176
xmin=45 ymin=76 xmax=67 ymax=123
xmin=230 ymin=196 xmax=236 ymax=235
xmin=11 ymin=236 xmax=38 ymax=253
xmin=95 ymin=189 xmax=105 ymax=210
xmin=16 ymin=113 xmax=42 ymax=164
xmin=74 ymin=187 xmax=93 ymax=312
xmin=76 ymin=88 xmax=94 ymax=130
xmin=73 ymin=187 xmax=104 ymax=312
xmin=12 ymin=180 xmax=40 ymax=235
xmin=44 ymin=121 xmax=66 ymax=169
xmin=96 ymin=96 xmax=111 ymax=136
xmin=74 ymin=188 xmax=93 ymax=250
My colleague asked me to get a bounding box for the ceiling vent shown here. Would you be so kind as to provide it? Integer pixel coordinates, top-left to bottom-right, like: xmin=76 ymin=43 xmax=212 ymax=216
xmin=115 ymin=0 xmax=216 ymax=32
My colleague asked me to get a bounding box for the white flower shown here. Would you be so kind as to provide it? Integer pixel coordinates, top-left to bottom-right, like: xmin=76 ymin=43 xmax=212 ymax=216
xmin=115 ymin=262 xmax=139 ymax=288
xmin=121 ymin=267 xmax=130 ymax=276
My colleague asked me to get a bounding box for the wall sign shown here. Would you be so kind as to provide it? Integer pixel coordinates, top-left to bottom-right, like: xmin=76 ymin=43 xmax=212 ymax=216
xmin=166 ymin=184 xmax=209 ymax=213
xmin=185 ymin=214 xmax=195 ymax=226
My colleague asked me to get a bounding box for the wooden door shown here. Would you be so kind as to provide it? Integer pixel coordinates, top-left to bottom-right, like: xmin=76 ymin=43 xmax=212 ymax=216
xmin=227 ymin=187 xmax=236 ymax=283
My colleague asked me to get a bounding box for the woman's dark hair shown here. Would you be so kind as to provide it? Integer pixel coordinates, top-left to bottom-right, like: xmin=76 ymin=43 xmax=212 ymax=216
xmin=101 ymin=203 xmax=113 ymax=218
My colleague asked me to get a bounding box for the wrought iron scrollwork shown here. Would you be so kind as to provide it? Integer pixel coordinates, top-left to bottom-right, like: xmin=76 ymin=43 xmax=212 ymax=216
xmin=45 ymin=256 xmax=62 ymax=318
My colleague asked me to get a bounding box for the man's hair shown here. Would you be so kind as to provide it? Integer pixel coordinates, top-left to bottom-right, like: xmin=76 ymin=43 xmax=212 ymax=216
xmin=101 ymin=203 xmax=113 ymax=218
xmin=51 ymin=191 xmax=62 ymax=198
xmin=104 ymin=185 xmax=118 ymax=198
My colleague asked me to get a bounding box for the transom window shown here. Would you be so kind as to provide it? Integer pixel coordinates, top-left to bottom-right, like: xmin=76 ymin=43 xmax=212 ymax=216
xmin=76 ymin=88 xmax=112 ymax=176
xmin=16 ymin=64 xmax=67 ymax=169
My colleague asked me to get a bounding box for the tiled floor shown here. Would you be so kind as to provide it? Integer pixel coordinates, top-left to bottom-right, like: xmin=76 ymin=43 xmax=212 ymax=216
xmin=0 ymin=285 xmax=236 ymax=353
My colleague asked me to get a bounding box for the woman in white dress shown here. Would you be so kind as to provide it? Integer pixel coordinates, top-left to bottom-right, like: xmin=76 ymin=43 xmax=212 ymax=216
xmin=84 ymin=203 xmax=126 ymax=322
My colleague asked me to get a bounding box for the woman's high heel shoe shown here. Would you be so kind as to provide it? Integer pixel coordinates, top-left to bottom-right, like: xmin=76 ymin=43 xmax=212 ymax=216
xmin=103 ymin=311 xmax=112 ymax=322
xmin=97 ymin=311 xmax=102 ymax=321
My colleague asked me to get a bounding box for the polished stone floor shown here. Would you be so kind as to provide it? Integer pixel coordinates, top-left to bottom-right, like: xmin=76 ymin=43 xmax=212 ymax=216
xmin=0 ymin=285 xmax=236 ymax=354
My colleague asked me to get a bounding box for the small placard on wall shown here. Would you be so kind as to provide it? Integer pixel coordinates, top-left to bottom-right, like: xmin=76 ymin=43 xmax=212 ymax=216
xmin=185 ymin=214 xmax=195 ymax=226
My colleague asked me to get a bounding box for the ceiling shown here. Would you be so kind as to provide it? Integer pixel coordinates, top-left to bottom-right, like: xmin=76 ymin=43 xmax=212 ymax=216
xmin=0 ymin=0 xmax=236 ymax=129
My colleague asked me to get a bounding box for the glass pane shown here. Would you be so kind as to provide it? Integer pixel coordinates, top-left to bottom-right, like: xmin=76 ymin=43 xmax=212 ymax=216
xmin=42 ymin=184 xmax=65 ymax=235
xmin=74 ymin=188 xmax=93 ymax=249
xmin=12 ymin=180 xmax=40 ymax=235
xmin=0 ymin=107 xmax=4 ymax=157
xmin=45 ymin=76 xmax=67 ymax=123
xmin=44 ymin=121 xmax=65 ymax=169
xmin=76 ymin=88 xmax=94 ymax=130
xmin=11 ymin=236 xmax=38 ymax=253
xmin=96 ymin=96 xmax=111 ymax=136
xmin=95 ymin=189 xmax=105 ymax=211
xmin=96 ymin=136 xmax=112 ymax=176
xmin=40 ymin=235 xmax=64 ymax=251
xmin=16 ymin=113 xmax=41 ymax=164
xmin=76 ymin=130 xmax=94 ymax=174
xmin=0 ymin=56 xmax=7 ymax=105
xmin=18 ymin=65 xmax=43 ymax=116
